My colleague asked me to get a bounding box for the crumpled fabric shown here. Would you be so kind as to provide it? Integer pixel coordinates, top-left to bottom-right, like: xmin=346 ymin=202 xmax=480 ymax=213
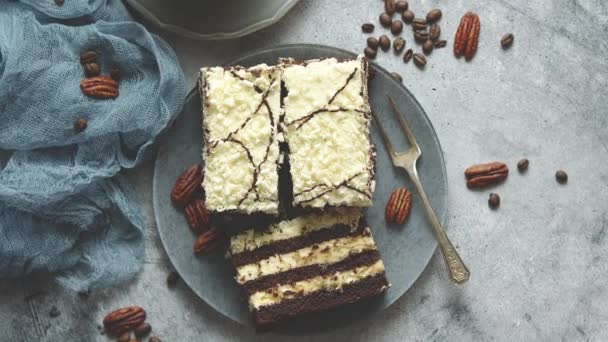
xmin=0 ymin=0 xmax=187 ymax=291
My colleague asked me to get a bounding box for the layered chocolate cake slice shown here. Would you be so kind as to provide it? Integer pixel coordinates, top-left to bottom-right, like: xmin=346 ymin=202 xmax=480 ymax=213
xmin=199 ymin=65 xmax=281 ymax=215
xmin=229 ymin=209 xmax=389 ymax=328
xmin=281 ymin=56 xmax=375 ymax=209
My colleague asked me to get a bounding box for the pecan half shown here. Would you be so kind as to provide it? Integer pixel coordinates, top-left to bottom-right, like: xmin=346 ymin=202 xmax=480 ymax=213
xmin=184 ymin=198 xmax=210 ymax=234
xmin=454 ymin=12 xmax=480 ymax=60
xmin=385 ymin=187 xmax=413 ymax=224
xmin=103 ymin=306 xmax=146 ymax=337
xmin=171 ymin=164 xmax=203 ymax=207
xmin=465 ymin=162 xmax=509 ymax=188
xmin=193 ymin=227 xmax=226 ymax=255
xmin=80 ymin=76 xmax=119 ymax=99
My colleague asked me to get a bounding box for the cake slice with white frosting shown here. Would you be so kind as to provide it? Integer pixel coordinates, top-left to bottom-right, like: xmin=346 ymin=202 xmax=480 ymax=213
xmin=229 ymin=208 xmax=389 ymax=328
xmin=199 ymin=65 xmax=281 ymax=215
xmin=281 ymin=56 xmax=375 ymax=209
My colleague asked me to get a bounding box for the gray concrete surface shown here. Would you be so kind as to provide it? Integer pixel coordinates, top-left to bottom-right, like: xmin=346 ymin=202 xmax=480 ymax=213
xmin=1 ymin=0 xmax=607 ymax=341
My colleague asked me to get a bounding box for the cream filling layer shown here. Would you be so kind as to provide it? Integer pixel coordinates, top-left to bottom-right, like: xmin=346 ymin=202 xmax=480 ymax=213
xmin=230 ymin=208 xmax=361 ymax=254
xmin=249 ymin=260 xmax=386 ymax=310
xmin=236 ymin=231 xmax=376 ymax=284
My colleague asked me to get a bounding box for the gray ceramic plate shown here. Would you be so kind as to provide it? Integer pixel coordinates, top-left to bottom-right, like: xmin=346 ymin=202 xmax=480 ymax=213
xmin=125 ymin=0 xmax=299 ymax=40
xmin=153 ymin=44 xmax=447 ymax=331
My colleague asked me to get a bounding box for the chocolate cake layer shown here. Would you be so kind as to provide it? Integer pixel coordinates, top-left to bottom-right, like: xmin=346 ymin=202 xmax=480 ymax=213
xmin=242 ymin=249 xmax=381 ymax=295
xmin=253 ymin=274 xmax=389 ymax=328
xmin=231 ymin=221 xmax=366 ymax=267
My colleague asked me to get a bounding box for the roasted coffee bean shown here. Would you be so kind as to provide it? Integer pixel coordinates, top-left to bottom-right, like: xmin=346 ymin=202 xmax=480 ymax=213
xmin=412 ymin=17 xmax=427 ymax=29
xmin=423 ymin=40 xmax=434 ymax=54
xmin=501 ymin=33 xmax=514 ymax=47
xmin=391 ymin=20 xmax=404 ymax=34
xmin=414 ymin=30 xmax=429 ymax=42
xmin=385 ymin=0 xmax=396 ymax=15
xmin=380 ymin=13 xmax=392 ymax=27
xmin=429 ymin=24 xmax=441 ymax=41
xmin=80 ymin=50 xmax=97 ymax=65
xmin=395 ymin=0 xmax=408 ymax=12
xmin=364 ymin=47 xmax=377 ymax=59
xmin=390 ymin=72 xmax=403 ymax=83
xmin=403 ymin=49 xmax=413 ymax=63
xmin=379 ymin=35 xmax=391 ymax=51
xmin=74 ymin=118 xmax=87 ymax=133
xmin=367 ymin=37 xmax=379 ymax=50
xmin=402 ymin=10 xmax=415 ymax=23
xmin=426 ymin=9 xmax=442 ymax=23
xmin=488 ymin=193 xmax=500 ymax=209
xmin=413 ymin=53 xmax=426 ymax=67
xmin=84 ymin=63 xmax=100 ymax=77
xmin=362 ymin=23 xmax=375 ymax=33
xmin=517 ymin=158 xmax=529 ymax=172
xmin=166 ymin=271 xmax=180 ymax=288
xmin=393 ymin=37 xmax=406 ymax=52
xmin=134 ymin=323 xmax=152 ymax=338
xmin=556 ymin=170 xmax=568 ymax=184
xmin=434 ymin=40 xmax=447 ymax=48
xmin=117 ymin=332 xmax=131 ymax=342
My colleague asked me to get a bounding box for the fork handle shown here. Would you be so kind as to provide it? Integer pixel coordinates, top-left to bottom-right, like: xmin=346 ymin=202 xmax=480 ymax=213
xmin=407 ymin=168 xmax=470 ymax=284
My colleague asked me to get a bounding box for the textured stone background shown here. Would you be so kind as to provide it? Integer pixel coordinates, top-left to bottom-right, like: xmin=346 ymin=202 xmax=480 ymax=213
xmin=1 ymin=0 xmax=607 ymax=341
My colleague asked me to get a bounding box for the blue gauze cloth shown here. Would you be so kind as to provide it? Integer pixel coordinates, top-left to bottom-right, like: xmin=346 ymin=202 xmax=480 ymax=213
xmin=0 ymin=0 xmax=187 ymax=291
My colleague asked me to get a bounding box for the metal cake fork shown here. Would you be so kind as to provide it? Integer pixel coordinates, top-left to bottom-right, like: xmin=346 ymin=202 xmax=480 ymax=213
xmin=373 ymin=95 xmax=470 ymax=284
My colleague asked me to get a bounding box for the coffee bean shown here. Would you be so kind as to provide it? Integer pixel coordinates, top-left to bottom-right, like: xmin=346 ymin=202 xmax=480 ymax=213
xmin=501 ymin=33 xmax=514 ymax=48
xmin=167 ymin=271 xmax=180 ymax=287
xmin=395 ymin=0 xmax=408 ymax=12
xmin=55 ymin=0 xmax=64 ymax=5
xmin=74 ymin=118 xmax=87 ymax=133
xmin=413 ymin=17 xmax=427 ymax=26
xmin=429 ymin=24 xmax=441 ymax=41
xmin=517 ymin=158 xmax=529 ymax=172
xmin=385 ymin=0 xmax=396 ymax=15
xmin=79 ymin=50 xmax=97 ymax=65
xmin=84 ymin=63 xmax=100 ymax=78
xmin=402 ymin=10 xmax=415 ymax=23
xmin=390 ymin=72 xmax=403 ymax=83
xmin=414 ymin=30 xmax=429 ymax=42
xmin=379 ymin=13 xmax=392 ymax=27
xmin=556 ymin=170 xmax=568 ymax=184
xmin=49 ymin=306 xmax=61 ymax=318
xmin=367 ymin=37 xmax=379 ymax=50
xmin=117 ymin=332 xmax=131 ymax=342
xmin=379 ymin=35 xmax=391 ymax=51
xmin=134 ymin=323 xmax=152 ymax=338
xmin=393 ymin=37 xmax=406 ymax=52
xmin=149 ymin=337 xmax=162 ymax=342
xmin=423 ymin=40 xmax=434 ymax=54
xmin=434 ymin=40 xmax=447 ymax=48
xmin=488 ymin=193 xmax=500 ymax=209
xmin=364 ymin=47 xmax=377 ymax=59
xmin=110 ymin=66 xmax=122 ymax=81
xmin=362 ymin=23 xmax=375 ymax=33
xmin=403 ymin=49 xmax=413 ymax=63
xmin=412 ymin=21 xmax=427 ymax=31
xmin=426 ymin=9 xmax=442 ymax=23
xmin=413 ymin=53 xmax=426 ymax=67
xmin=391 ymin=20 xmax=404 ymax=35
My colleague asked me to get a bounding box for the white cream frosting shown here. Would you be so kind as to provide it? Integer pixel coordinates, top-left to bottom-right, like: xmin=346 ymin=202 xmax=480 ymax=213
xmin=281 ymin=57 xmax=374 ymax=208
xmin=235 ymin=229 xmax=377 ymax=284
xmin=201 ymin=65 xmax=281 ymax=214
xmin=230 ymin=208 xmax=361 ymax=255
xmin=249 ymin=260 xmax=386 ymax=309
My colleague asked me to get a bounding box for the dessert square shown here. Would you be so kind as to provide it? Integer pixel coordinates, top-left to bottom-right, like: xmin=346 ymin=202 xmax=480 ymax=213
xmin=199 ymin=65 xmax=282 ymax=215
xmin=229 ymin=208 xmax=389 ymax=328
xmin=281 ymin=56 xmax=375 ymax=209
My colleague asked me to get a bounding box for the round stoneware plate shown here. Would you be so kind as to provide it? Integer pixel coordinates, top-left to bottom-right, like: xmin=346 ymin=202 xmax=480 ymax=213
xmin=125 ymin=0 xmax=299 ymax=40
xmin=153 ymin=44 xmax=447 ymax=332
